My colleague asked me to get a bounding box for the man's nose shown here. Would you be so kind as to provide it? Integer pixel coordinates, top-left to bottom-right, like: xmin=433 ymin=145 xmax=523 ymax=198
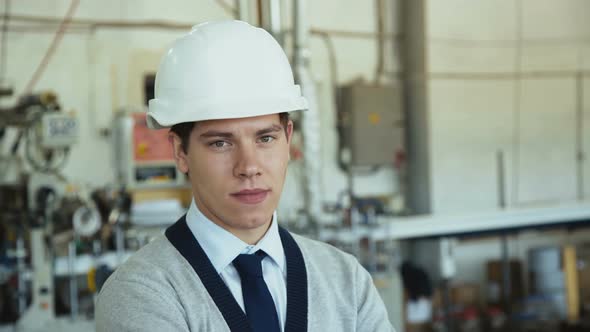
xmin=233 ymin=145 xmax=262 ymax=179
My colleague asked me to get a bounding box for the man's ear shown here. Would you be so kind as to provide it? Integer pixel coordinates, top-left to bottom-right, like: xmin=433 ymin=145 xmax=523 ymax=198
xmin=286 ymin=120 xmax=294 ymax=160
xmin=169 ymin=133 xmax=189 ymax=174
xmin=286 ymin=120 xmax=294 ymax=144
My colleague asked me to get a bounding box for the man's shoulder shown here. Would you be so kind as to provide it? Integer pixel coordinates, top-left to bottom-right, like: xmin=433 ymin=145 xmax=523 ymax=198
xmin=102 ymin=235 xmax=182 ymax=287
xmin=96 ymin=235 xmax=196 ymax=331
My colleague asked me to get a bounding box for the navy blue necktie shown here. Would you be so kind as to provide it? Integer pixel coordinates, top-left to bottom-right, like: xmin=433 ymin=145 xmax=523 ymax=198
xmin=233 ymin=250 xmax=281 ymax=332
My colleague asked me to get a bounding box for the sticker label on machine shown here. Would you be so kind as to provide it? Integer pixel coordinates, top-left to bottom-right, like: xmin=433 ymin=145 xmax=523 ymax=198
xmin=132 ymin=113 xmax=174 ymax=162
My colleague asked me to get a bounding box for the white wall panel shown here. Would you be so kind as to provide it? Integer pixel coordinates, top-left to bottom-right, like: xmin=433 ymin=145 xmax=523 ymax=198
xmin=427 ymin=0 xmax=516 ymax=73
xmin=516 ymin=78 xmax=578 ymax=204
xmin=520 ymin=45 xmax=582 ymax=72
xmin=429 ymin=79 xmax=514 ymax=213
xmin=584 ymin=46 xmax=590 ymax=71
xmin=429 ymin=44 xmax=516 ymax=73
xmin=521 ymin=0 xmax=590 ymax=40
xmin=309 ymin=0 xmax=377 ymax=32
xmin=424 ymin=0 xmax=589 ymax=213
xmin=427 ymin=0 xmax=516 ymax=40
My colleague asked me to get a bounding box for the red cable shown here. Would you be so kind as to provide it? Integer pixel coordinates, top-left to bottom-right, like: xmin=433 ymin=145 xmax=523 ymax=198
xmin=22 ymin=0 xmax=80 ymax=94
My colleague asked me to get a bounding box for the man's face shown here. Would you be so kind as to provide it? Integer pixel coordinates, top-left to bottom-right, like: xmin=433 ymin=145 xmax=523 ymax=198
xmin=170 ymin=114 xmax=293 ymax=240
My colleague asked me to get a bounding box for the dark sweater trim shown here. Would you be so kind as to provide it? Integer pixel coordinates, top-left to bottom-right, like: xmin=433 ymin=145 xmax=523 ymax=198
xmin=165 ymin=215 xmax=251 ymax=332
xmin=278 ymin=226 xmax=308 ymax=332
xmin=165 ymin=215 xmax=308 ymax=332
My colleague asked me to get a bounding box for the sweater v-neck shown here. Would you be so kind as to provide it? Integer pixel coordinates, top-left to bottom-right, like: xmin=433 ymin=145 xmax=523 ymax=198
xmin=165 ymin=215 xmax=308 ymax=332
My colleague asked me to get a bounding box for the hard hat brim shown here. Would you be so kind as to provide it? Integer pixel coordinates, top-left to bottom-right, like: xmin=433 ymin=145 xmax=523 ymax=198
xmin=146 ymin=95 xmax=308 ymax=129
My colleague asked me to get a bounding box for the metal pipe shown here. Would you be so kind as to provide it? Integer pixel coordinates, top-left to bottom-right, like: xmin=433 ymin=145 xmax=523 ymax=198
xmin=374 ymin=0 xmax=386 ymax=84
xmin=259 ymin=0 xmax=282 ymax=45
xmin=0 ymin=25 xmax=87 ymax=34
xmin=293 ymin=0 xmax=323 ymax=226
xmin=576 ymin=73 xmax=585 ymax=200
xmin=3 ymin=14 xmax=193 ymax=31
xmin=497 ymin=149 xmax=512 ymax=317
xmin=310 ymin=28 xmax=398 ymax=40
xmin=441 ymin=278 xmax=454 ymax=332
xmin=426 ymin=70 xmax=590 ymax=80
xmin=367 ymin=236 xmax=377 ymax=272
xmin=115 ymin=224 xmax=125 ymax=264
xmin=511 ymin=0 xmax=523 ymax=206
xmin=67 ymin=241 xmax=78 ymax=321
xmin=215 ymin=0 xmax=238 ymax=17
xmin=4 ymin=14 xmax=400 ymax=39
xmin=16 ymin=231 xmax=26 ymax=315
xmin=497 ymin=150 xmax=506 ymax=209
xmin=439 ymin=237 xmax=457 ymax=332
xmin=501 ymin=234 xmax=511 ymax=316
xmin=8 ymin=13 xmax=590 ymax=45
xmin=107 ymin=208 xmax=126 ymax=263
xmin=293 ymin=0 xmax=309 ymax=65
xmin=236 ymin=0 xmax=257 ymax=25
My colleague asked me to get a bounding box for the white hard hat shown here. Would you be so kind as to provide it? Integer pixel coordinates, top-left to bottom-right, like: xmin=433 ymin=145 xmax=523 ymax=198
xmin=147 ymin=20 xmax=308 ymax=129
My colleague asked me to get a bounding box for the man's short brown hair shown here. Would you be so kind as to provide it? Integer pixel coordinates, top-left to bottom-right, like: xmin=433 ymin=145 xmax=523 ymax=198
xmin=170 ymin=112 xmax=290 ymax=153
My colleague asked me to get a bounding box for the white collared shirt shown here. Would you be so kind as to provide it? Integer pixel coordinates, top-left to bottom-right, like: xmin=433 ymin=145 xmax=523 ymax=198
xmin=185 ymin=200 xmax=287 ymax=331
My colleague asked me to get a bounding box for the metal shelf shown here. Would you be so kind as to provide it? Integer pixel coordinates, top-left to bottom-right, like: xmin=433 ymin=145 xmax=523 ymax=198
xmin=318 ymin=201 xmax=590 ymax=242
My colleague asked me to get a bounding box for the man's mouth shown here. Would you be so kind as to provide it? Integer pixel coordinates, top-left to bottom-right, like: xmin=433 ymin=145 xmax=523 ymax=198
xmin=230 ymin=189 xmax=271 ymax=205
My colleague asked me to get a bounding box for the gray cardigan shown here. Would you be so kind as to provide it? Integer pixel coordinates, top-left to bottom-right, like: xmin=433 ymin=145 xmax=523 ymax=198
xmin=96 ymin=227 xmax=395 ymax=331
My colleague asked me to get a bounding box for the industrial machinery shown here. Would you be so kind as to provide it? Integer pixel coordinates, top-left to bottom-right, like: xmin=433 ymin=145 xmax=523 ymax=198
xmin=111 ymin=108 xmax=188 ymax=229
xmin=337 ymin=82 xmax=404 ymax=169
xmin=0 ymin=91 xmax=106 ymax=330
xmin=112 ymin=108 xmax=187 ymax=190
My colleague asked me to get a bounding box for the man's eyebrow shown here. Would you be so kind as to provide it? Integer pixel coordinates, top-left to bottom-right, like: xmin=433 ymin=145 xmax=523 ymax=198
xmin=199 ymin=125 xmax=282 ymax=138
xmin=256 ymin=124 xmax=283 ymax=136
xmin=199 ymin=131 xmax=234 ymax=139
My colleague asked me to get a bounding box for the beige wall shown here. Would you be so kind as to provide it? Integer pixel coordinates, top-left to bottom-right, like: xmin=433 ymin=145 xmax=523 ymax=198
xmin=426 ymin=0 xmax=590 ymax=213
xmin=1 ymin=0 xmax=402 ymax=217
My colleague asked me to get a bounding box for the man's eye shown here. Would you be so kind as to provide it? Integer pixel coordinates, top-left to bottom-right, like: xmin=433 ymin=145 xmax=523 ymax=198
xmin=210 ymin=141 xmax=228 ymax=148
xmin=260 ymin=136 xmax=275 ymax=143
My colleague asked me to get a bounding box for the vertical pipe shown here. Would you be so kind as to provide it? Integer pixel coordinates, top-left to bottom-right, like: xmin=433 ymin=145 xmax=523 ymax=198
xmin=441 ymin=278 xmax=454 ymax=332
xmin=374 ymin=0 xmax=385 ymax=84
xmin=399 ymin=0 xmax=431 ymax=214
xmin=348 ymin=163 xmax=354 ymax=213
xmin=368 ymin=237 xmax=377 ymax=272
xmin=259 ymin=0 xmax=283 ymax=45
xmin=439 ymin=238 xmax=456 ymax=332
xmin=498 ymin=149 xmax=512 ymax=315
xmin=501 ymin=233 xmax=512 ymax=318
xmin=350 ymin=205 xmax=361 ymax=259
xmin=115 ymin=223 xmax=124 ymax=264
xmin=576 ymin=73 xmax=584 ymax=200
xmin=293 ymin=0 xmax=307 ymax=62
xmin=497 ymin=150 xmax=506 ymax=209
xmin=16 ymin=231 xmax=26 ymax=315
xmin=92 ymin=239 xmax=101 ymax=256
xmin=236 ymin=0 xmax=257 ymax=25
xmin=511 ymin=0 xmax=523 ymax=206
xmin=293 ymin=0 xmax=323 ymax=225
xmin=68 ymin=241 xmax=78 ymax=321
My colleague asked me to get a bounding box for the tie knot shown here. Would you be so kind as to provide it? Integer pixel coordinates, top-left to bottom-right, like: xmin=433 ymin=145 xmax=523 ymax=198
xmin=233 ymin=250 xmax=266 ymax=278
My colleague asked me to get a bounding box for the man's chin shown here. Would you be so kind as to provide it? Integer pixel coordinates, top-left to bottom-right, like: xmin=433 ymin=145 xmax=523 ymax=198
xmin=230 ymin=212 xmax=273 ymax=229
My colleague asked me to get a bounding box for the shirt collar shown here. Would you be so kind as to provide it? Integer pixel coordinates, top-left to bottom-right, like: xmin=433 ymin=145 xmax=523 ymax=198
xmin=185 ymin=199 xmax=286 ymax=274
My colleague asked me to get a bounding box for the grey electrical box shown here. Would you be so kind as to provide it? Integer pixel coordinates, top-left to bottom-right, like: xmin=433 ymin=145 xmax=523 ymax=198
xmin=338 ymin=83 xmax=404 ymax=166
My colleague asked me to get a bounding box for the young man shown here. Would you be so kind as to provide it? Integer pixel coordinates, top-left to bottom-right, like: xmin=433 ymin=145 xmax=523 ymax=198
xmin=96 ymin=20 xmax=394 ymax=332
